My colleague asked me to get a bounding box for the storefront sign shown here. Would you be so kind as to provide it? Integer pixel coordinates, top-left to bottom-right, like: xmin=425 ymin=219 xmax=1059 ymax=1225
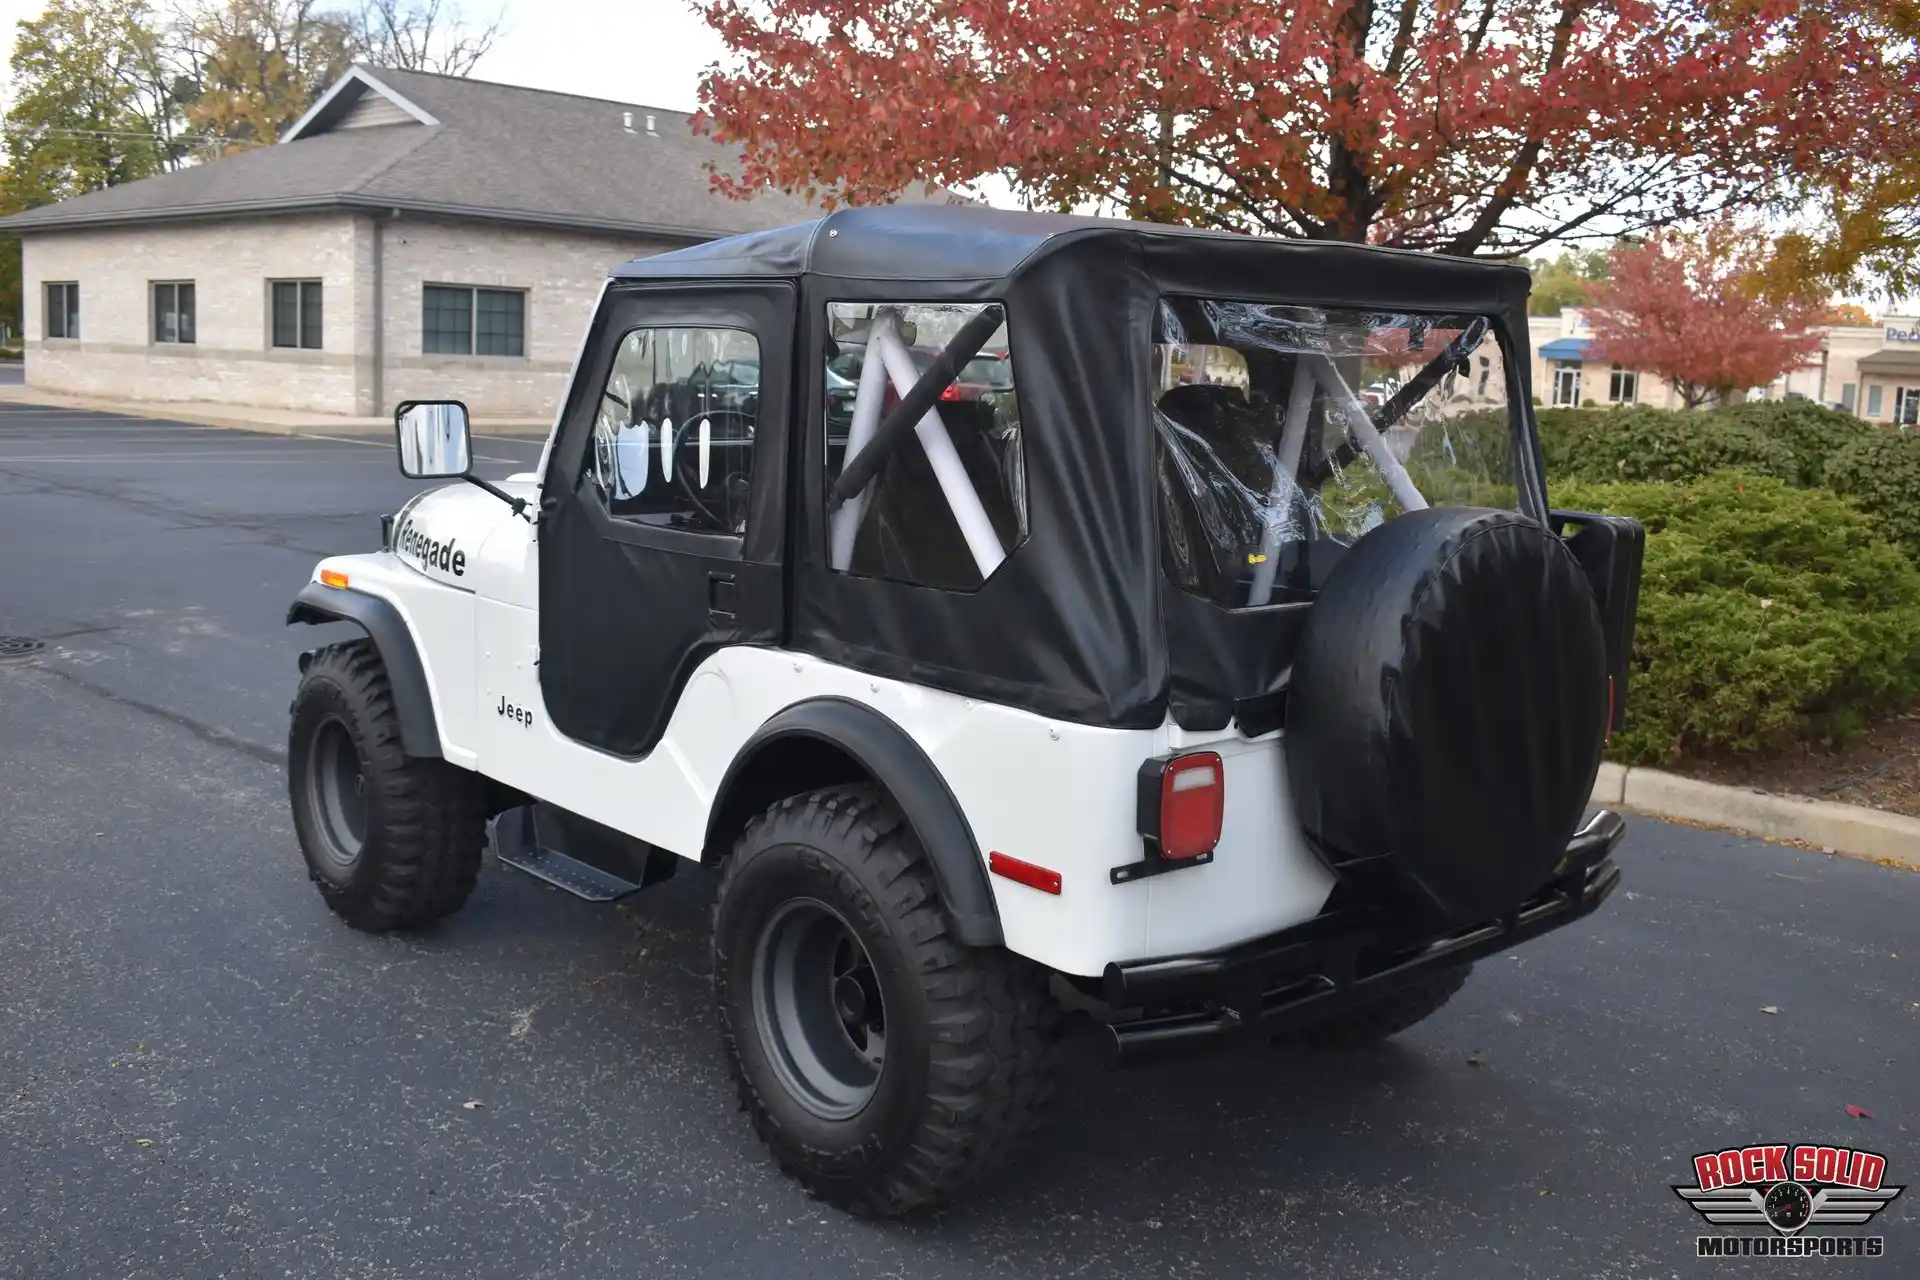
xmin=1885 ymin=325 xmax=1920 ymax=344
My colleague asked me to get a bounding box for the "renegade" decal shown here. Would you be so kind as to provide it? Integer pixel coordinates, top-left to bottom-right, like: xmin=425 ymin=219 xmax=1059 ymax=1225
xmin=395 ymin=515 xmax=465 ymax=577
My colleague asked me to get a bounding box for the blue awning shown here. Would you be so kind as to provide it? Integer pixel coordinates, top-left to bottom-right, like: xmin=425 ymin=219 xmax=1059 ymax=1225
xmin=1539 ymin=337 xmax=1591 ymax=360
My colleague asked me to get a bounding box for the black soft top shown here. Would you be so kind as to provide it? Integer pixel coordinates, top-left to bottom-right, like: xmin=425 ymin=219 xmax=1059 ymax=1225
xmin=604 ymin=204 xmax=1543 ymax=732
xmin=613 ymin=205 xmax=1530 ymax=305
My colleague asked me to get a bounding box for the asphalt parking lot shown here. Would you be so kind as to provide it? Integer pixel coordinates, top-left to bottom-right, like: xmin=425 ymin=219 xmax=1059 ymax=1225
xmin=1 ymin=399 xmax=1915 ymax=1279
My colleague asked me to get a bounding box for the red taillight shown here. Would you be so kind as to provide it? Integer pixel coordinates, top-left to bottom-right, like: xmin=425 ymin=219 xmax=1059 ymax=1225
xmin=989 ymin=851 xmax=1062 ymax=895
xmin=940 ymin=383 xmax=961 ymax=401
xmin=1137 ymin=751 xmax=1224 ymax=860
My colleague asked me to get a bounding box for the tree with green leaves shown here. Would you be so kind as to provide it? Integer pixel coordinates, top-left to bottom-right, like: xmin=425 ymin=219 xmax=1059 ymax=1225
xmin=2 ymin=0 xmax=181 ymax=207
xmin=1525 ymin=247 xmax=1613 ymax=316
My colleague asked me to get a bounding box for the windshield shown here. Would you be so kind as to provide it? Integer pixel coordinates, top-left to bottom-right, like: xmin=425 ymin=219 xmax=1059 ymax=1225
xmin=1153 ymin=297 xmax=1520 ymax=609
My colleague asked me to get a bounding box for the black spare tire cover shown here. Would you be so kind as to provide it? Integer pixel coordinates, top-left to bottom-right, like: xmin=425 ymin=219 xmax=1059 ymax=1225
xmin=1286 ymin=507 xmax=1609 ymax=926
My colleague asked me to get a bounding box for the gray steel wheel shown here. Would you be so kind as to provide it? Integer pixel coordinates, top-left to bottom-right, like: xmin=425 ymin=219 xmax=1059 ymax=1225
xmin=305 ymin=714 xmax=368 ymax=867
xmin=751 ymin=897 xmax=887 ymax=1121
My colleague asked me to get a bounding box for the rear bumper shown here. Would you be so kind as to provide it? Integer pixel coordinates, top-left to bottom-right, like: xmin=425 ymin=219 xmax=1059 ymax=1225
xmin=1102 ymin=809 xmax=1626 ymax=1065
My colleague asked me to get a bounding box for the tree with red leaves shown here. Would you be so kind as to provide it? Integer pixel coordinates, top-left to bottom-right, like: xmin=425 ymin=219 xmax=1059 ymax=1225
xmin=1584 ymin=224 xmax=1829 ymax=410
xmin=695 ymin=0 xmax=1913 ymax=259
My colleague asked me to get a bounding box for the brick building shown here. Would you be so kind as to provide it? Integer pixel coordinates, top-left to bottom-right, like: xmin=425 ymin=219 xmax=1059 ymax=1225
xmin=3 ymin=66 xmax=905 ymax=419
xmin=1526 ymin=307 xmax=1920 ymax=423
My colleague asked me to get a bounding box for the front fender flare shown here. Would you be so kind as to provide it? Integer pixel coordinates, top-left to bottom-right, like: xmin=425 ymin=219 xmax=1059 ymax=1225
xmin=708 ymin=697 xmax=1003 ymax=947
xmin=287 ymin=581 xmax=442 ymax=759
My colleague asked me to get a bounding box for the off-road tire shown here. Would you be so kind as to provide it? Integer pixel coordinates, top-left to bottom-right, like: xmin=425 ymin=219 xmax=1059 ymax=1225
xmin=288 ymin=639 xmax=485 ymax=931
xmin=713 ymin=784 xmax=1059 ymax=1217
xmin=1275 ymin=963 xmax=1474 ymax=1050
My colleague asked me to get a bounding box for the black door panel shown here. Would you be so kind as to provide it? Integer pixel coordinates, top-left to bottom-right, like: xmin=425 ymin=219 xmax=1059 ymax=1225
xmin=539 ymin=283 xmax=794 ymax=758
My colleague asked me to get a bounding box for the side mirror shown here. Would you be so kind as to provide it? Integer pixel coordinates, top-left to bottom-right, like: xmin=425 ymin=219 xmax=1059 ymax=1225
xmin=395 ymin=400 xmax=472 ymax=479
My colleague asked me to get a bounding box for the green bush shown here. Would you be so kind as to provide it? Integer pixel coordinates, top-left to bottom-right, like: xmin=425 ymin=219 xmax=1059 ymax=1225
xmin=1823 ymin=429 xmax=1920 ymax=560
xmin=1551 ymin=472 xmax=1920 ymax=765
xmin=1533 ymin=407 xmax=1608 ymax=474
xmin=1717 ymin=400 xmax=1876 ymax=487
xmin=1543 ymin=406 xmax=1798 ymax=485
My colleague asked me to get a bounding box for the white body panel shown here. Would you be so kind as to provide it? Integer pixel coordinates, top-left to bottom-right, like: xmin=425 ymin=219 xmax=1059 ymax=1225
xmin=309 ymin=482 xmax=1336 ymax=977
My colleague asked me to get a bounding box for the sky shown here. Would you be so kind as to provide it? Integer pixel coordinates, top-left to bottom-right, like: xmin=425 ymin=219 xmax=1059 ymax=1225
xmin=481 ymin=0 xmax=723 ymax=114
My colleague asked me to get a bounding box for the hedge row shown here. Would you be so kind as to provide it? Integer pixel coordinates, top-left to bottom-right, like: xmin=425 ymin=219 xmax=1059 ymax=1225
xmin=1550 ymin=473 xmax=1920 ymax=765
xmin=1537 ymin=401 xmax=1920 ymax=559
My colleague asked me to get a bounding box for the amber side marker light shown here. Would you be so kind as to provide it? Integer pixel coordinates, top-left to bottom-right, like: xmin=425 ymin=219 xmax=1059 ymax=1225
xmin=989 ymin=851 xmax=1062 ymax=896
xmin=319 ymin=569 xmax=350 ymax=589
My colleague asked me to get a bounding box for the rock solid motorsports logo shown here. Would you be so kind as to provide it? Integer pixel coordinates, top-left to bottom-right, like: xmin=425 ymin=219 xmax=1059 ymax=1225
xmin=1676 ymin=1144 xmax=1903 ymax=1258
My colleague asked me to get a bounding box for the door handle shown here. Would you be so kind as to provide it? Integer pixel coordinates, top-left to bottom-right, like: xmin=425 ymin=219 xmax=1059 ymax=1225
xmin=708 ymin=572 xmax=737 ymax=618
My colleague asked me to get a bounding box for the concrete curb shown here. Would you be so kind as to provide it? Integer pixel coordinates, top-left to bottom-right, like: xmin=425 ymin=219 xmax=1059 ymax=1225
xmin=0 ymin=385 xmax=551 ymax=438
xmin=1595 ymin=765 xmax=1920 ymax=870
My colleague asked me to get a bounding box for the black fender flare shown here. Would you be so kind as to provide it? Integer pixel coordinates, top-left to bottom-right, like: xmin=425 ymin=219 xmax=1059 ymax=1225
xmin=706 ymin=697 xmax=1003 ymax=947
xmin=286 ymin=581 xmax=443 ymax=759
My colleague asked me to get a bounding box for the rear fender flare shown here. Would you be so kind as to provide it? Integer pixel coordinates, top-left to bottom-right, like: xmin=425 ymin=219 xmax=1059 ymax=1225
xmin=286 ymin=581 xmax=442 ymax=758
xmin=706 ymin=696 xmax=1003 ymax=947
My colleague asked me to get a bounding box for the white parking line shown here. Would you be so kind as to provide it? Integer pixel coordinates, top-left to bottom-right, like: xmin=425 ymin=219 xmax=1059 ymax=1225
xmin=0 ymin=434 xmax=260 ymax=444
xmin=0 ymin=453 xmax=411 ymax=463
xmin=293 ymin=432 xmax=523 ymax=463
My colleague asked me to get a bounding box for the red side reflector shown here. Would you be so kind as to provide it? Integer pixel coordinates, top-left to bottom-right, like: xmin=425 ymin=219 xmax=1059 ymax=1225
xmin=1160 ymin=752 xmax=1224 ymax=859
xmin=989 ymin=851 xmax=1061 ymax=895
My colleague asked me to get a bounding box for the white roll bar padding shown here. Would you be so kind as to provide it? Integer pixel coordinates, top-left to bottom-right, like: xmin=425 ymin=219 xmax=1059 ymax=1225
xmin=1247 ymin=369 xmax=1319 ymax=607
xmin=1304 ymin=355 xmax=1429 ymax=514
xmin=828 ymin=312 xmax=898 ymax=571
xmin=613 ymin=420 xmax=648 ymax=499
xmin=866 ymin=321 xmax=1008 ymax=579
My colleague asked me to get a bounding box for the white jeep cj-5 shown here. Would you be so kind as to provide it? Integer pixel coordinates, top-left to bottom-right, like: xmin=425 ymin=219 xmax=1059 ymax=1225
xmin=286 ymin=205 xmax=1644 ymax=1215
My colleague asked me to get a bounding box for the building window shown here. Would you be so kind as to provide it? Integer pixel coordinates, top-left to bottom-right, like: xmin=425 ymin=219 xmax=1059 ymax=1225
xmin=1607 ymin=364 xmax=1637 ymax=404
xmin=1867 ymin=384 xmax=1885 ymax=418
xmin=270 ymin=280 xmax=323 ymax=350
xmin=44 ymin=282 xmax=80 ymax=340
xmin=152 ymin=281 xmax=196 ymax=344
xmin=1841 ymin=382 xmax=1858 ymax=413
xmin=422 ymin=285 xmax=525 ymax=357
xmin=591 ymin=326 xmax=760 ymax=536
xmin=1552 ymin=364 xmax=1581 ymax=406
xmin=1896 ymin=387 xmax=1920 ymax=428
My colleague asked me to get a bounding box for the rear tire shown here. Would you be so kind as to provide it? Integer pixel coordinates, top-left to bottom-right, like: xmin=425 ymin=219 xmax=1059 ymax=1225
xmin=288 ymin=640 xmax=485 ymax=931
xmin=713 ymin=784 xmax=1058 ymax=1217
xmin=1275 ymin=963 xmax=1473 ymax=1049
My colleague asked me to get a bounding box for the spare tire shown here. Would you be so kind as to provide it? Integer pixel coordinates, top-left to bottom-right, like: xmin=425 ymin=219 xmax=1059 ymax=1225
xmin=1285 ymin=507 xmax=1609 ymax=926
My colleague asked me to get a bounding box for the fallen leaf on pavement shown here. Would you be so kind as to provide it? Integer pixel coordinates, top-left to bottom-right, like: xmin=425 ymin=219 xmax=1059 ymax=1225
xmin=1761 ymin=1006 xmax=1779 ymax=1015
xmin=461 ymin=1100 xmax=485 ymax=1110
xmin=1466 ymin=1052 xmax=1488 ymax=1067
xmin=1846 ymin=1105 xmax=1874 ymax=1119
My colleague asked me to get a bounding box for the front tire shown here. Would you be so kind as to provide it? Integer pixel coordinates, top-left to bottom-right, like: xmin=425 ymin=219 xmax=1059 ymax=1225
xmin=288 ymin=640 xmax=485 ymax=931
xmin=713 ymin=785 xmax=1058 ymax=1217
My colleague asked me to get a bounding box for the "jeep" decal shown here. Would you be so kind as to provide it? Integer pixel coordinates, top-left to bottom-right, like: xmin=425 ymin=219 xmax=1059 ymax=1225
xmin=496 ymin=696 xmax=533 ymax=727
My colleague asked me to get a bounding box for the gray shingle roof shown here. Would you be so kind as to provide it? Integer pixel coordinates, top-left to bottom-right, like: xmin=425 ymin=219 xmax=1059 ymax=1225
xmin=0 ymin=65 xmax=941 ymax=237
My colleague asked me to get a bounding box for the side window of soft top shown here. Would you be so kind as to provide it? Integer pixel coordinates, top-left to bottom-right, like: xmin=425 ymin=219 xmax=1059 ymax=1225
xmin=590 ymin=326 xmax=760 ymax=537
xmin=821 ymin=301 xmax=1027 ymax=591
